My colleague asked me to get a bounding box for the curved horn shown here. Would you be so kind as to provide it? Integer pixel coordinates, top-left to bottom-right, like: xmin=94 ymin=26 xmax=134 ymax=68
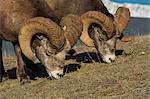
xmin=114 ymin=7 xmax=130 ymax=33
xmin=60 ymin=14 xmax=83 ymax=47
xmin=80 ymin=11 xmax=115 ymax=47
xmin=19 ymin=17 xmax=65 ymax=63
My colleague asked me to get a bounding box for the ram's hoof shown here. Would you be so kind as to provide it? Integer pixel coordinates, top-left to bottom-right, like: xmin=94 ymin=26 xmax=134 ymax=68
xmin=19 ymin=76 xmax=31 ymax=85
xmin=0 ymin=72 xmax=8 ymax=82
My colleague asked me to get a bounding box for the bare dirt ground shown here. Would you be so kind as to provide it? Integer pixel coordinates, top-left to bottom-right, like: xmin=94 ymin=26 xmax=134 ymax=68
xmin=0 ymin=36 xmax=149 ymax=99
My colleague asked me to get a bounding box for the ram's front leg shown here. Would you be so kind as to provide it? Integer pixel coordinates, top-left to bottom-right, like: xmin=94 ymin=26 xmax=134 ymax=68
xmin=0 ymin=40 xmax=5 ymax=82
xmin=13 ymin=44 xmax=30 ymax=84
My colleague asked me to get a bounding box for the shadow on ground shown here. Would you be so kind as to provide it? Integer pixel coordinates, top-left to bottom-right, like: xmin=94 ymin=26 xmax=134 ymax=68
xmin=66 ymin=49 xmax=124 ymax=63
xmin=6 ymin=63 xmax=81 ymax=80
xmin=6 ymin=49 xmax=124 ymax=80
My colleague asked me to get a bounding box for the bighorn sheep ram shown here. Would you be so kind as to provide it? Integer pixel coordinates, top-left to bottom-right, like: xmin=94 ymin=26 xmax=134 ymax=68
xmin=0 ymin=0 xmax=130 ymax=82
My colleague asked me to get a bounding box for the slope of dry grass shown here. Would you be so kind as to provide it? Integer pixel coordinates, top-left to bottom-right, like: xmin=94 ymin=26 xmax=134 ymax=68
xmin=0 ymin=36 xmax=149 ymax=99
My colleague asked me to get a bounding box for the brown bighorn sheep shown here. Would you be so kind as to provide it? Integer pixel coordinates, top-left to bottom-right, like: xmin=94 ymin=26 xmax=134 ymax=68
xmin=0 ymin=0 xmax=130 ymax=82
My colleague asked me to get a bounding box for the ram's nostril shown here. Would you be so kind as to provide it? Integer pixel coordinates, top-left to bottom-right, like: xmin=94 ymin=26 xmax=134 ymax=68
xmin=109 ymin=58 xmax=115 ymax=62
xmin=109 ymin=58 xmax=111 ymax=60
xmin=57 ymin=73 xmax=64 ymax=77
xmin=109 ymin=58 xmax=113 ymax=62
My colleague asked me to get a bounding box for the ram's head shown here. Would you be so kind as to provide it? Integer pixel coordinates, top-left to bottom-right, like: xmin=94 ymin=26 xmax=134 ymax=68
xmin=19 ymin=14 xmax=83 ymax=79
xmin=80 ymin=7 xmax=130 ymax=63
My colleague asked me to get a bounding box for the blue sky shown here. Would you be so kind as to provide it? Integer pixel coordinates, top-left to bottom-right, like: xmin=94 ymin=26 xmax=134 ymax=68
xmin=111 ymin=0 xmax=150 ymax=5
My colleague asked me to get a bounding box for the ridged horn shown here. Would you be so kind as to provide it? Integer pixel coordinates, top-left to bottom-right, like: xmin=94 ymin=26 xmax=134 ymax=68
xmin=114 ymin=7 xmax=130 ymax=33
xmin=60 ymin=14 xmax=83 ymax=47
xmin=19 ymin=17 xmax=65 ymax=63
xmin=80 ymin=11 xmax=115 ymax=47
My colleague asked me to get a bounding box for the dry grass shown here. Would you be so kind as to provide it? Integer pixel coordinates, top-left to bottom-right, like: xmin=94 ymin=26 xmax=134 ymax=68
xmin=0 ymin=36 xmax=149 ymax=99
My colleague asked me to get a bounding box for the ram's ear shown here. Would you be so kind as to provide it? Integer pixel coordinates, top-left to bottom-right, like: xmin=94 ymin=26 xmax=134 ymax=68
xmin=114 ymin=7 xmax=130 ymax=34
